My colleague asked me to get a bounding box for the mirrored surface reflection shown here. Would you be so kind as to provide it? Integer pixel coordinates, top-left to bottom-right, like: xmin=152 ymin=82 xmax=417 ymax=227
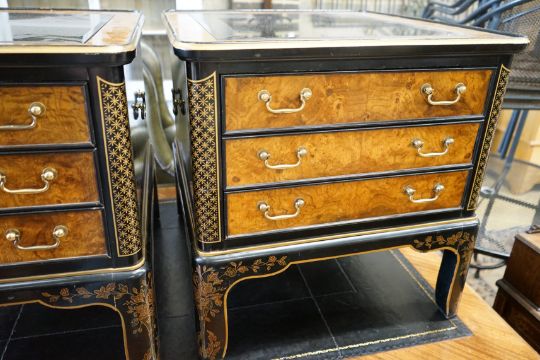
xmin=191 ymin=11 xmax=450 ymax=41
xmin=0 ymin=12 xmax=111 ymax=44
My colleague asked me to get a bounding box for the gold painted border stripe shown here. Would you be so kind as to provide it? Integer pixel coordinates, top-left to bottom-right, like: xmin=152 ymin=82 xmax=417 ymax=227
xmin=0 ymin=257 xmax=145 ymax=284
xmin=197 ymin=216 xmax=478 ymax=257
xmin=272 ymin=325 xmax=457 ymax=360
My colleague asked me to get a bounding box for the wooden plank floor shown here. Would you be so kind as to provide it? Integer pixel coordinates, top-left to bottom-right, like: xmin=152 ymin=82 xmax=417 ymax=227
xmin=361 ymin=248 xmax=539 ymax=359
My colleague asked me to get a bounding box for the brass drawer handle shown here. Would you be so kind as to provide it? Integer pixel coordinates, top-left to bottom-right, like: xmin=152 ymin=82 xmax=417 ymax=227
xmin=258 ymin=198 xmax=305 ymax=220
xmin=0 ymin=102 xmax=45 ymax=131
xmin=0 ymin=167 xmax=57 ymax=195
xmin=5 ymin=225 xmax=67 ymax=251
xmin=421 ymin=83 xmax=466 ymax=106
xmin=258 ymin=88 xmax=312 ymax=114
xmin=258 ymin=147 xmax=308 ymax=170
xmin=412 ymin=137 xmax=454 ymax=157
xmin=404 ymin=183 xmax=444 ymax=203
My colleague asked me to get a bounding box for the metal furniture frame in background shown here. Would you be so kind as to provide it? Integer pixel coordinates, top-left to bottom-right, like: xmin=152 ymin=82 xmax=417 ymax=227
xmin=425 ymin=0 xmax=540 ymax=272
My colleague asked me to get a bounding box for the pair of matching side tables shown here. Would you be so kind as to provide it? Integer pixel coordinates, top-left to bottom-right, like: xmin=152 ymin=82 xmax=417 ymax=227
xmin=0 ymin=9 xmax=157 ymax=360
xmin=0 ymin=8 xmax=528 ymax=360
xmin=163 ymin=9 xmax=528 ymax=360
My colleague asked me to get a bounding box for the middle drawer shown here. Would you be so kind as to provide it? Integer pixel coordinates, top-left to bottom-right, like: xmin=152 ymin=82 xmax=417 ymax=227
xmin=225 ymin=122 xmax=479 ymax=187
xmin=0 ymin=151 xmax=99 ymax=209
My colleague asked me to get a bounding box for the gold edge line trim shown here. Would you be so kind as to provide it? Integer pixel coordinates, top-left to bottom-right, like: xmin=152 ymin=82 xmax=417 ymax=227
xmin=97 ymin=76 xmax=142 ymax=256
xmin=167 ymin=36 xmax=529 ymax=52
xmin=467 ymin=65 xmax=509 ymax=210
xmin=0 ymin=257 xmax=145 ymax=284
xmin=220 ymin=243 xmax=462 ymax=358
xmin=97 ymin=75 xmax=120 ymax=256
xmin=188 ymin=72 xmax=217 ymax=84
xmin=0 ymin=300 xmax=130 ymax=360
xmin=213 ymin=73 xmax=222 ymax=242
xmin=272 ymin=326 xmax=457 ymax=360
xmin=197 ymin=216 xmax=479 ymax=257
xmin=188 ymin=72 xmax=222 ymax=243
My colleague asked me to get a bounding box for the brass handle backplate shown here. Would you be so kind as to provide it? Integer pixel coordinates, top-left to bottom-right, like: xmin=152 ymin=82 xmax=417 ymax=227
xmin=404 ymin=183 xmax=444 ymax=203
xmin=421 ymin=83 xmax=466 ymax=106
xmin=5 ymin=225 xmax=67 ymax=251
xmin=258 ymin=147 xmax=308 ymax=170
xmin=0 ymin=167 xmax=57 ymax=194
xmin=0 ymin=102 xmax=45 ymax=131
xmin=132 ymin=90 xmax=146 ymax=120
xmin=412 ymin=137 xmax=454 ymax=157
xmin=258 ymin=88 xmax=312 ymax=114
xmin=258 ymin=198 xmax=305 ymax=220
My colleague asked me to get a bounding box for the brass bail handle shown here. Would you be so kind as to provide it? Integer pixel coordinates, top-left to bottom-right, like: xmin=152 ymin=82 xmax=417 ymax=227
xmin=258 ymin=88 xmax=312 ymax=114
xmin=258 ymin=198 xmax=305 ymax=221
xmin=0 ymin=102 xmax=45 ymax=131
xmin=258 ymin=147 xmax=308 ymax=170
xmin=0 ymin=167 xmax=57 ymax=195
xmin=5 ymin=225 xmax=68 ymax=251
xmin=403 ymin=183 xmax=444 ymax=203
xmin=421 ymin=83 xmax=466 ymax=106
xmin=412 ymin=137 xmax=454 ymax=157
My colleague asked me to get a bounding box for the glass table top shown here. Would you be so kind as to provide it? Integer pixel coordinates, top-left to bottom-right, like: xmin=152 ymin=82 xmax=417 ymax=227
xmin=189 ymin=11 xmax=453 ymax=42
xmin=0 ymin=12 xmax=112 ymax=44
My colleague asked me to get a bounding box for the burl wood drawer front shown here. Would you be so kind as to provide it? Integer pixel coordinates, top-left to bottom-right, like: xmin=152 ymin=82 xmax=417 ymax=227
xmin=224 ymin=70 xmax=492 ymax=131
xmin=0 ymin=151 xmax=99 ymax=209
xmin=227 ymin=170 xmax=469 ymax=236
xmin=226 ymin=123 xmax=479 ymax=187
xmin=0 ymin=210 xmax=106 ymax=265
xmin=0 ymin=85 xmax=91 ymax=147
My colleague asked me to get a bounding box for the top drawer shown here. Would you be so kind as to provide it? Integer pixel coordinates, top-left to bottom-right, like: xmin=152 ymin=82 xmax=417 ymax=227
xmin=0 ymin=85 xmax=92 ymax=147
xmin=224 ymin=69 xmax=493 ymax=132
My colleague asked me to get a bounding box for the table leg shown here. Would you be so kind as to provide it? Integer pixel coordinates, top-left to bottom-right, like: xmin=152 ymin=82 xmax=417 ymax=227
xmin=2 ymin=272 xmax=159 ymax=360
xmin=193 ymin=256 xmax=289 ymax=359
xmin=411 ymin=229 xmax=477 ymax=318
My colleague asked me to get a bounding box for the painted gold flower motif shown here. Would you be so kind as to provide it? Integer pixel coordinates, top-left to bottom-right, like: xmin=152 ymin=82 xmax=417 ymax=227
xmin=41 ymin=274 xmax=156 ymax=359
xmin=413 ymin=231 xmax=475 ymax=275
xmin=194 ymin=256 xmax=289 ymax=359
xmin=198 ymin=330 xmax=221 ymax=360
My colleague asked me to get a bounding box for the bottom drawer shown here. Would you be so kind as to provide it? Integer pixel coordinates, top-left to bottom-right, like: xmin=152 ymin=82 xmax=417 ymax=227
xmin=226 ymin=170 xmax=469 ymax=236
xmin=0 ymin=209 xmax=107 ymax=265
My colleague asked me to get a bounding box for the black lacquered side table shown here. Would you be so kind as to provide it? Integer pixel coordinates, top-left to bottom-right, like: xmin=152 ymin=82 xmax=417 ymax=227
xmin=163 ymin=9 xmax=527 ymax=359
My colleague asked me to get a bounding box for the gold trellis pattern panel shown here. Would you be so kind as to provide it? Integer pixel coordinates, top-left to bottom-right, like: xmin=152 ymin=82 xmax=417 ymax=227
xmin=467 ymin=65 xmax=510 ymax=210
xmin=97 ymin=76 xmax=142 ymax=256
xmin=188 ymin=73 xmax=222 ymax=244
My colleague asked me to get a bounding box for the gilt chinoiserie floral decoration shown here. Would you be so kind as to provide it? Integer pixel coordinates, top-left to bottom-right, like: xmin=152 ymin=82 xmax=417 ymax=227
xmin=194 ymin=256 xmax=288 ymax=359
xmin=41 ymin=273 xmax=156 ymax=360
xmin=98 ymin=76 xmax=142 ymax=256
xmin=412 ymin=231 xmax=475 ymax=276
